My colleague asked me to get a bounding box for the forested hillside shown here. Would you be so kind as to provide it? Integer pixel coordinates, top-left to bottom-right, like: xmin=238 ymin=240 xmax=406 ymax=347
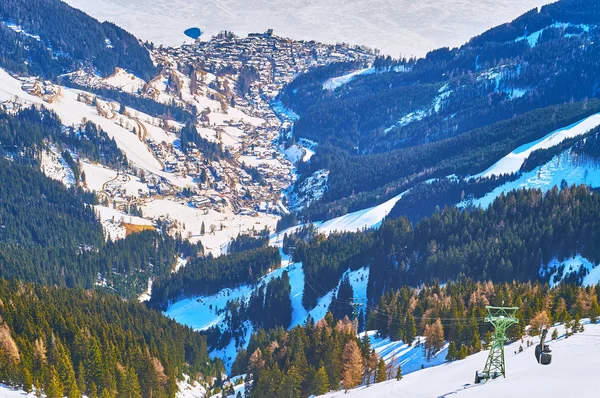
xmin=149 ymin=246 xmax=281 ymax=309
xmin=282 ymin=0 xmax=600 ymax=220
xmin=235 ymin=281 xmax=599 ymax=396
xmin=0 ymin=280 xmax=222 ymax=398
xmin=0 ymin=107 xmax=202 ymax=298
xmin=283 ymin=186 xmax=600 ymax=314
xmin=0 ymin=0 xmax=155 ymax=79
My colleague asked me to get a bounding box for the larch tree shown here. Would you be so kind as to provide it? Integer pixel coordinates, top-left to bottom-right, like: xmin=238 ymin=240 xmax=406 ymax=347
xmin=375 ymin=358 xmax=387 ymax=383
xmin=424 ymin=319 xmax=445 ymax=360
xmin=341 ymin=340 xmax=363 ymax=392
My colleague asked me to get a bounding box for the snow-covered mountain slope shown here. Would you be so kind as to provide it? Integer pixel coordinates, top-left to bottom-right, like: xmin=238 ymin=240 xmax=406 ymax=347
xmin=63 ymin=0 xmax=549 ymax=57
xmin=464 ymin=151 xmax=600 ymax=209
xmin=40 ymin=147 xmax=76 ymax=187
xmin=164 ymin=254 xmax=369 ymax=371
xmin=360 ymin=330 xmax=448 ymax=375
xmin=323 ymin=68 xmax=375 ymax=91
xmin=542 ymin=255 xmax=600 ymax=288
xmin=472 ymin=112 xmax=600 ymax=179
xmin=273 ymin=189 xmax=408 ymax=246
xmin=320 ymin=322 xmax=600 ymax=398
xmin=0 ymin=385 xmax=37 ymax=398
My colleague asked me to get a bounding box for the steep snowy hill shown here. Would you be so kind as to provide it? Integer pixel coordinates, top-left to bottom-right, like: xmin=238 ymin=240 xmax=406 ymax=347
xmin=62 ymin=0 xmax=549 ymax=57
xmin=320 ymin=323 xmax=600 ymax=398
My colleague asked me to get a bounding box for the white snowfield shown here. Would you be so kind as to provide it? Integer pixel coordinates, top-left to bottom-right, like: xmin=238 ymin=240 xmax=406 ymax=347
xmin=472 ymin=112 xmax=600 ymax=179
xmin=323 ymin=68 xmax=375 ymax=91
xmin=40 ymin=147 xmax=76 ymax=187
xmin=141 ymin=198 xmax=278 ymax=256
xmin=63 ymin=0 xmax=548 ymax=57
xmin=272 ymin=189 xmax=408 ymax=248
xmin=320 ymin=322 xmax=600 ymax=398
xmin=104 ymin=67 xmax=146 ymax=94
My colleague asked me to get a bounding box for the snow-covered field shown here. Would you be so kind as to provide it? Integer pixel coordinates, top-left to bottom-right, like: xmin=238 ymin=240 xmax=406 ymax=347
xmin=40 ymin=147 xmax=76 ymax=187
xmin=141 ymin=198 xmax=278 ymax=256
xmin=104 ymin=68 xmax=146 ymax=93
xmin=320 ymin=322 xmax=600 ymax=397
xmin=63 ymin=0 xmax=549 ymax=57
xmin=94 ymin=205 xmax=154 ymax=241
xmin=0 ymin=385 xmax=37 ymax=398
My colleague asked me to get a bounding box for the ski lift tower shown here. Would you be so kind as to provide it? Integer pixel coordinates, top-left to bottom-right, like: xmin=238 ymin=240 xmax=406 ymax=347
xmin=475 ymin=305 xmax=519 ymax=383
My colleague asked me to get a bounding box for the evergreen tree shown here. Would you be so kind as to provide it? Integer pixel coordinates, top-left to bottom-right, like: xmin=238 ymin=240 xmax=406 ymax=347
xmin=22 ymin=368 xmax=33 ymax=394
xmin=277 ymin=366 xmax=301 ymax=398
xmin=45 ymin=366 xmax=64 ymax=398
xmin=76 ymin=362 xmax=86 ymax=396
xmin=446 ymin=341 xmax=458 ymax=362
xmin=330 ymin=275 xmax=354 ymax=321
xmin=395 ymin=364 xmax=402 ymax=381
xmin=312 ymin=365 xmax=330 ymax=395
xmin=404 ymin=314 xmax=416 ymax=345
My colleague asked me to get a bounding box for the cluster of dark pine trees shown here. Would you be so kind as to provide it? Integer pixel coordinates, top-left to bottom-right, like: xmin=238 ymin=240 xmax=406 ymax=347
xmin=179 ymin=122 xmax=226 ymax=159
xmin=287 ymin=185 xmax=600 ymax=313
xmin=0 ymin=0 xmax=156 ymax=79
xmin=1 ymin=106 xmax=127 ymax=171
xmin=0 ymin=280 xmax=223 ymax=398
xmin=64 ymin=122 xmax=127 ymax=170
xmin=201 ymin=271 xmax=294 ymax=353
xmin=149 ymin=246 xmax=281 ymax=309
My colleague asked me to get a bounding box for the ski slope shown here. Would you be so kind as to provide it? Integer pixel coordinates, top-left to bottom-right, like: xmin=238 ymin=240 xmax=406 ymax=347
xmin=360 ymin=330 xmax=448 ymax=375
xmin=543 ymin=255 xmax=600 ymax=288
xmin=273 ymin=189 xmax=408 ymax=247
xmin=464 ymin=150 xmax=600 ymax=209
xmin=323 ymin=68 xmax=375 ymax=91
xmin=63 ymin=0 xmax=549 ymax=57
xmin=471 ymin=112 xmax=600 ymax=179
xmin=165 ymin=252 xmax=369 ymax=372
xmin=320 ymin=322 xmax=600 ymax=397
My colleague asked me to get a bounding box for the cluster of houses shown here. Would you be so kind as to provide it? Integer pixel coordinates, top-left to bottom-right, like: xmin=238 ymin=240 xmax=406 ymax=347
xmin=141 ymin=31 xmax=375 ymax=216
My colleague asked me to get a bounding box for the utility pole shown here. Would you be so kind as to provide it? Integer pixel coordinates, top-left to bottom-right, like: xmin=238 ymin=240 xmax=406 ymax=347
xmin=476 ymin=306 xmax=519 ymax=383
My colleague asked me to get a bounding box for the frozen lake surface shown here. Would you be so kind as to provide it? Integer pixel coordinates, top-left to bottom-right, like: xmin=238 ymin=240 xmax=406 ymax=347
xmin=64 ymin=0 xmax=550 ymax=57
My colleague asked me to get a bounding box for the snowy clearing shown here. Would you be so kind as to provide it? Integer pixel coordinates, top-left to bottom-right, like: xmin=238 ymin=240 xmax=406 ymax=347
xmin=104 ymin=67 xmax=146 ymax=94
xmin=40 ymin=147 xmax=76 ymax=187
xmin=142 ymin=198 xmax=278 ymax=256
xmin=94 ymin=205 xmax=154 ymax=241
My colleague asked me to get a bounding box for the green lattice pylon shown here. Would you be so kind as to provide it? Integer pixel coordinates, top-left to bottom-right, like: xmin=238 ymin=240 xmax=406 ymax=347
xmin=481 ymin=306 xmax=519 ymax=380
